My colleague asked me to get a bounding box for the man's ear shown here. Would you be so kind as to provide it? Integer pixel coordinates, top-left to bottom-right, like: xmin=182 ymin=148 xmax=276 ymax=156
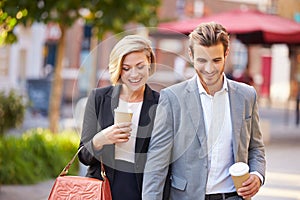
xmin=225 ymin=48 xmax=229 ymax=57
xmin=188 ymin=47 xmax=194 ymax=62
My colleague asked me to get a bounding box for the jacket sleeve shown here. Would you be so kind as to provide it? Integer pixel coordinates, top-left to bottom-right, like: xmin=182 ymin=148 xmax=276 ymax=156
xmin=78 ymin=89 xmax=103 ymax=165
xmin=142 ymin=89 xmax=173 ymax=200
xmin=248 ymin=88 xmax=266 ymax=183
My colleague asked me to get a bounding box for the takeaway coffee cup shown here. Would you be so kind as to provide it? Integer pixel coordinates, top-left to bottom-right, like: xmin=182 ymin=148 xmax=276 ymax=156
xmin=229 ymin=162 xmax=251 ymax=199
xmin=114 ymin=108 xmax=133 ymax=124
xmin=114 ymin=108 xmax=132 ymax=141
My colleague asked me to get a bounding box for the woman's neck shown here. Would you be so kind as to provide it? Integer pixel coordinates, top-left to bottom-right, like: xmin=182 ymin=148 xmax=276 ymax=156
xmin=120 ymin=85 xmax=145 ymax=102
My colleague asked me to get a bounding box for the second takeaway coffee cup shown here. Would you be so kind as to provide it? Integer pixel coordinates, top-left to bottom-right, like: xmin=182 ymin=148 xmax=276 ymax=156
xmin=229 ymin=162 xmax=251 ymax=199
xmin=114 ymin=108 xmax=133 ymax=124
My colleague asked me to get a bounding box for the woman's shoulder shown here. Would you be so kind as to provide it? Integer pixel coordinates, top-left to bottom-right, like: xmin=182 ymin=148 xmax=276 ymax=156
xmin=92 ymin=85 xmax=114 ymax=97
xmin=152 ymin=89 xmax=160 ymax=99
xmin=146 ymin=84 xmax=160 ymax=101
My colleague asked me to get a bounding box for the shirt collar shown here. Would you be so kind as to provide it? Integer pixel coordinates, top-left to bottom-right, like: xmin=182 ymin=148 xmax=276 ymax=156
xmin=196 ymin=73 xmax=228 ymax=95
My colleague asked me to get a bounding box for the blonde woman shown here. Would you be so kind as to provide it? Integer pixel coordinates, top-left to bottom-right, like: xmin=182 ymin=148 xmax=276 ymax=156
xmin=78 ymin=35 xmax=169 ymax=200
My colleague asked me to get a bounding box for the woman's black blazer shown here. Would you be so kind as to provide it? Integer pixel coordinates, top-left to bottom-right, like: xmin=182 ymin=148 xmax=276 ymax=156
xmin=78 ymin=84 xmax=170 ymax=198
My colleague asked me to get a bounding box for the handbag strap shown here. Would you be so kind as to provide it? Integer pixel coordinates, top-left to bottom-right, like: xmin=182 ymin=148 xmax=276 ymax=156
xmin=59 ymin=146 xmax=106 ymax=178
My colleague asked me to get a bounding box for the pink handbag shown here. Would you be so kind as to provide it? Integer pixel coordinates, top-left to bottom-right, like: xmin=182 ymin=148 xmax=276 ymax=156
xmin=48 ymin=147 xmax=112 ymax=200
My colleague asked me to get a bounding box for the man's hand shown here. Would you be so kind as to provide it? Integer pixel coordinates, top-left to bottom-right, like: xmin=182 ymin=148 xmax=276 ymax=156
xmin=237 ymin=174 xmax=261 ymax=199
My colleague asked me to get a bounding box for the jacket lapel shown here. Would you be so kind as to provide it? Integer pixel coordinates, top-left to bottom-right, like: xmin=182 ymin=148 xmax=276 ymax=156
xmin=111 ymin=85 xmax=121 ymax=113
xmin=227 ymin=80 xmax=244 ymax=162
xmin=101 ymin=85 xmax=122 ymax=170
xmin=185 ymin=76 xmax=208 ymax=151
xmin=135 ymin=85 xmax=156 ymax=154
xmin=104 ymin=84 xmax=156 ymax=156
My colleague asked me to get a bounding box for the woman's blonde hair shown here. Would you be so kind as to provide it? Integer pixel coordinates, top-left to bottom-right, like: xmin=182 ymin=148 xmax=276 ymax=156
xmin=108 ymin=35 xmax=156 ymax=85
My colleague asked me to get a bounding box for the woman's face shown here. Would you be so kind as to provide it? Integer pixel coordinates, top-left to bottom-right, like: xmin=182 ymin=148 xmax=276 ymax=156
xmin=120 ymin=51 xmax=150 ymax=93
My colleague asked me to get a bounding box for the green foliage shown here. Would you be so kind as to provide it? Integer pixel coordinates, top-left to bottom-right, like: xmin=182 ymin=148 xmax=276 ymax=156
xmin=0 ymin=128 xmax=80 ymax=184
xmin=0 ymin=0 xmax=28 ymax=45
xmin=0 ymin=90 xmax=26 ymax=135
xmin=85 ymin=0 xmax=160 ymax=38
xmin=0 ymin=0 xmax=160 ymax=44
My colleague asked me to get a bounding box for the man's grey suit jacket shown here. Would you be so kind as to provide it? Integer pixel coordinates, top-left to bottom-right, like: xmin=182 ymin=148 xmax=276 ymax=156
xmin=142 ymin=75 xmax=266 ymax=200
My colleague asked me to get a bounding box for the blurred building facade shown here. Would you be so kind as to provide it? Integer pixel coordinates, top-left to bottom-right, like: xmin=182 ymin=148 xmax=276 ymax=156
xmin=155 ymin=0 xmax=300 ymax=107
xmin=1 ymin=0 xmax=300 ymax=109
xmin=0 ymin=20 xmax=84 ymax=103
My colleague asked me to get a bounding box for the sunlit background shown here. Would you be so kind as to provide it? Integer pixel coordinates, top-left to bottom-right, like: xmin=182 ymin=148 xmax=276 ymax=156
xmin=0 ymin=0 xmax=300 ymax=199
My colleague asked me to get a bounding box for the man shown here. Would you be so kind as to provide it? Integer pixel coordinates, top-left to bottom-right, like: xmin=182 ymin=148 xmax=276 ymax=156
xmin=142 ymin=22 xmax=266 ymax=200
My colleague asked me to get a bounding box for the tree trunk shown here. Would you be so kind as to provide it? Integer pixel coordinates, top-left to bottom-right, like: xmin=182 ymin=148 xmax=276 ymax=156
xmin=49 ymin=24 xmax=66 ymax=133
xmin=90 ymin=27 xmax=99 ymax=90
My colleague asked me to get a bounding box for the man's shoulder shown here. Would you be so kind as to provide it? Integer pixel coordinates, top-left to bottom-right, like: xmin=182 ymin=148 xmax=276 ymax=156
xmin=228 ymin=79 xmax=256 ymax=97
xmin=163 ymin=78 xmax=193 ymax=93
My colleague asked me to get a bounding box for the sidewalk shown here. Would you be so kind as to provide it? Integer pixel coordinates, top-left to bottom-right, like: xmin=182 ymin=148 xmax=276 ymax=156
xmin=253 ymin=106 xmax=300 ymax=200
xmin=0 ymin=180 xmax=55 ymax=200
xmin=1 ymin=105 xmax=299 ymax=200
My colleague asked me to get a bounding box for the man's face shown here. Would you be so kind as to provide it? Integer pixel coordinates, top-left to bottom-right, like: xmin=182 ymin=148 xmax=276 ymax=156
xmin=189 ymin=43 xmax=227 ymax=93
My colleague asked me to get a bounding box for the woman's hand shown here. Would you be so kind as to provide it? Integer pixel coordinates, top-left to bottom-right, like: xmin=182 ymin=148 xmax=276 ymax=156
xmin=92 ymin=122 xmax=132 ymax=150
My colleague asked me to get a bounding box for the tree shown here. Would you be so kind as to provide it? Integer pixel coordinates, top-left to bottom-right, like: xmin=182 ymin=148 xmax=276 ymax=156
xmin=0 ymin=0 xmax=159 ymax=133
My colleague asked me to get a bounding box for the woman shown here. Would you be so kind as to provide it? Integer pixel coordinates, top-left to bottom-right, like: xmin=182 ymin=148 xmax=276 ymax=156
xmin=78 ymin=35 xmax=166 ymax=200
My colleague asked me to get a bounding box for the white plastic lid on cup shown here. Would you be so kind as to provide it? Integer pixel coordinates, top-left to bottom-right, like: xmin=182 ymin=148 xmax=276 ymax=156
xmin=114 ymin=99 xmax=133 ymax=114
xmin=229 ymin=162 xmax=249 ymax=176
xmin=114 ymin=107 xmax=132 ymax=113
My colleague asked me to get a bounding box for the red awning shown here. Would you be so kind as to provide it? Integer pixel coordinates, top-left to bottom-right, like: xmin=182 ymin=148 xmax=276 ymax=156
xmin=158 ymin=9 xmax=300 ymax=44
